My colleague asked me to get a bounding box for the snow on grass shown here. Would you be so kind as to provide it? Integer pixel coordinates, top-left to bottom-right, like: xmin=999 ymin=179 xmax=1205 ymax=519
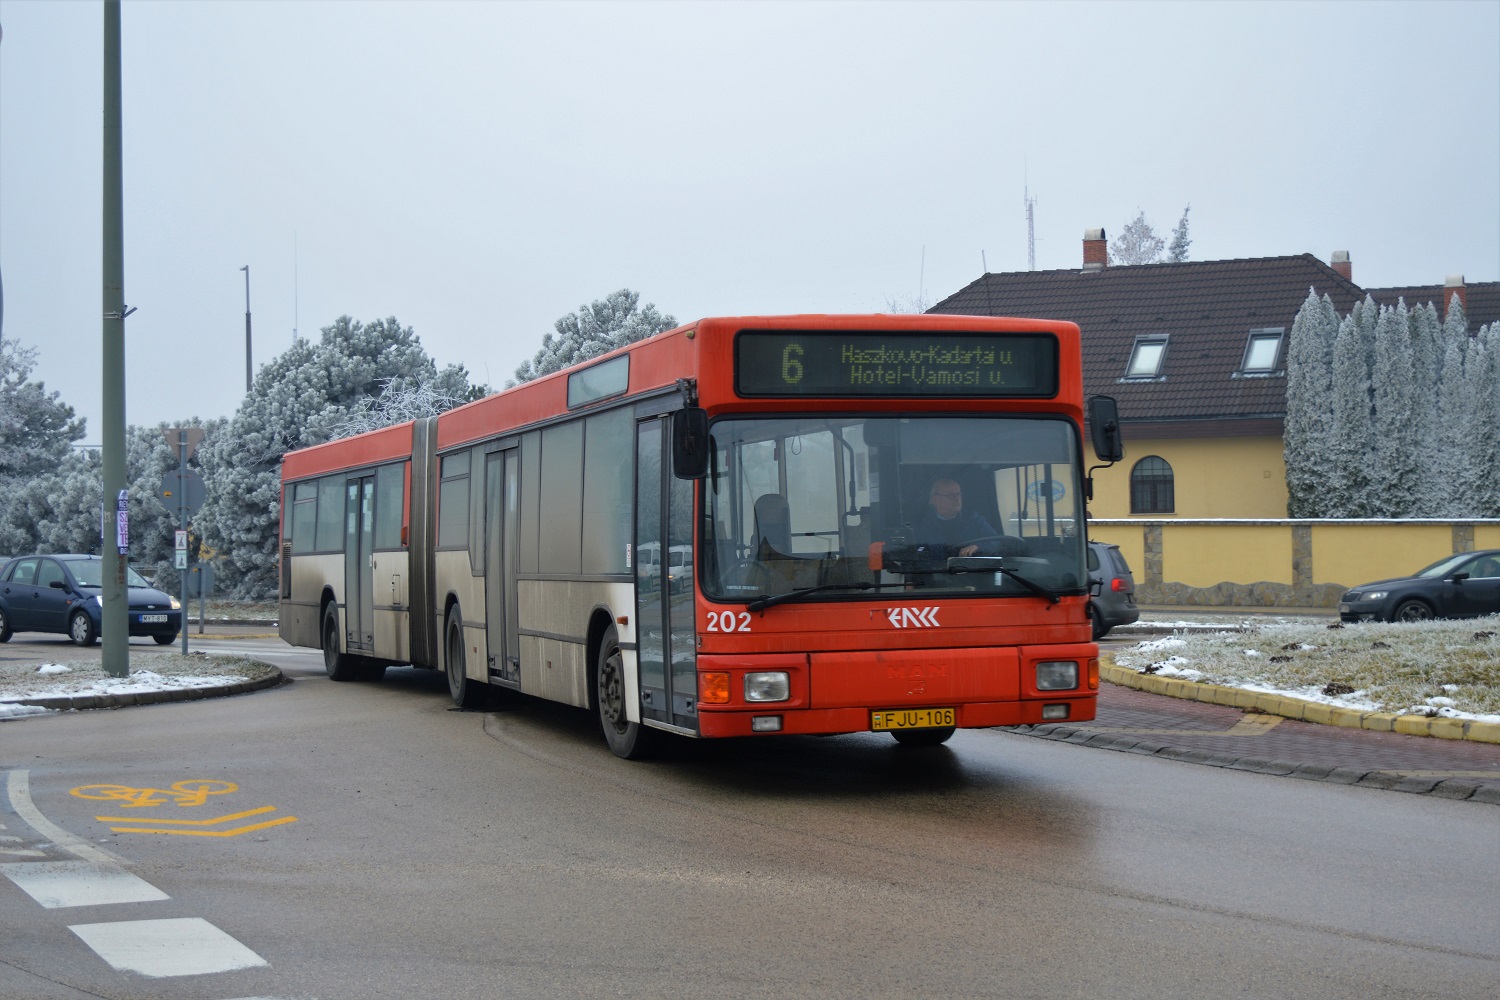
xmin=1111 ymin=614 xmax=1500 ymax=723
xmin=0 ymin=653 xmax=278 ymax=709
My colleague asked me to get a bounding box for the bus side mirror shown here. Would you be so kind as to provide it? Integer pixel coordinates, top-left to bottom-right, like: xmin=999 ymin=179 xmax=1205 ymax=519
xmin=1087 ymin=395 xmax=1124 ymax=464
xmin=672 ymin=407 xmax=709 ymax=480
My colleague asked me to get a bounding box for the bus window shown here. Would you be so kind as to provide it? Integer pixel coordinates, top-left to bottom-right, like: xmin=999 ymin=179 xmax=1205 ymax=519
xmin=704 ymin=414 xmax=1086 ymax=600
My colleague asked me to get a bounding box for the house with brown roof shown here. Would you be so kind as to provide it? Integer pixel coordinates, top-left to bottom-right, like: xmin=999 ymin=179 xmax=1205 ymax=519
xmin=930 ymin=230 xmax=1499 ymax=521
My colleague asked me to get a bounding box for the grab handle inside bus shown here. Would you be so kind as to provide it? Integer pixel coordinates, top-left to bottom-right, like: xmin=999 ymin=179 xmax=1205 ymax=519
xmin=673 ymin=407 xmax=710 ymax=479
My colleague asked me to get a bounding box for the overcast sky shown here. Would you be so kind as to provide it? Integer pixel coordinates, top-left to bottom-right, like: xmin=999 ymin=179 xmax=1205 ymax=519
xmin=2 ymin=0 xmax=1497 ymax=443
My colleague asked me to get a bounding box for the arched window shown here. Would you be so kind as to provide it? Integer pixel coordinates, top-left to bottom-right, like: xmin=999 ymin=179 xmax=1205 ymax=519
xmin=1130 ymin=456 xmax=1175 ymax=514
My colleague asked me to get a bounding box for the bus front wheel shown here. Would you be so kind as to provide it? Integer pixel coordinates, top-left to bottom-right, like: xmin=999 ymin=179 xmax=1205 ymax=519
xmin=596 ymin=625 xmax=656 ymax=760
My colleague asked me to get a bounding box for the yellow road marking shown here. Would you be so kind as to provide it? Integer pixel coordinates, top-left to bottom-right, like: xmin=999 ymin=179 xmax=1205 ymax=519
xmin=71 ymin=780 xmax=237 ymax=808
xmin=95 ymin=806 xmax=278 ymax=827
xmin=102 ymin=814 xmax=298 ymax=838
xmin=72 ymin=778 xmax=298 ymax=838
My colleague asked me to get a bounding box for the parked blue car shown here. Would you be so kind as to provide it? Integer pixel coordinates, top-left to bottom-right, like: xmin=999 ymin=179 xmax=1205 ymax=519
xmin=0 ymin=554 xmax=181 ymax=646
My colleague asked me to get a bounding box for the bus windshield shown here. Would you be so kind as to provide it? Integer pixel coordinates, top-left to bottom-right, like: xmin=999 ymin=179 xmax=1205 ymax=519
xmin=702 ymin=414 xmax=1087 ymax=602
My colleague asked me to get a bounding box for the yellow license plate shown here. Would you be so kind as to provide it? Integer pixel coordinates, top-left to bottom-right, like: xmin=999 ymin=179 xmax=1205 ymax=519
xmin=870 ymin=708 xmax=956 ymax=731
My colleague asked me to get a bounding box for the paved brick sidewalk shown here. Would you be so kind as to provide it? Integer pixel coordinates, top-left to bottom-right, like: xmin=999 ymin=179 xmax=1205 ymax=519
xmin=1016 ymin=681 xmax=1500 ymax=803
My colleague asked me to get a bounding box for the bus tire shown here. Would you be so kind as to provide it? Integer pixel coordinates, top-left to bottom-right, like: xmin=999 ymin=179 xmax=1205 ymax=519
xmin=322 ymin=605 xmax=358 ymax=682
xmin=445 ymin=609 xmax=486 ymax=709
xmin=890 ymin=726 xmax=955 ymax=748
xmin=596 ymin=625 xmax=656 ymax=760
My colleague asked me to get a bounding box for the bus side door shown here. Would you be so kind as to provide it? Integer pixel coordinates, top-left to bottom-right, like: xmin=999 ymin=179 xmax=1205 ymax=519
xmin=636 ymin=415 xmax=697 ymax=731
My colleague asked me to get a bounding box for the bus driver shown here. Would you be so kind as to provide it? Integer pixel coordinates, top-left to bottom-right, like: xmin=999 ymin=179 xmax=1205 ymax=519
xmin=913 ymin=478 xmax=1001 ymax=557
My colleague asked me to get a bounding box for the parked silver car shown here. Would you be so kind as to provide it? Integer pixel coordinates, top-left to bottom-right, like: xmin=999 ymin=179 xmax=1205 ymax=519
xmin=1087 ymin=540 xmax=1139 ymax=640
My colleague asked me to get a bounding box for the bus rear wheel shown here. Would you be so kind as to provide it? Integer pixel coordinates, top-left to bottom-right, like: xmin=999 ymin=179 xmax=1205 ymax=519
xmin=446 ymin=610 xmax=487 ymax=710
xmin=891 ymin=726 xmax=956 ymax=748
xmin=596 ymin=625 xmax=656 ymax=760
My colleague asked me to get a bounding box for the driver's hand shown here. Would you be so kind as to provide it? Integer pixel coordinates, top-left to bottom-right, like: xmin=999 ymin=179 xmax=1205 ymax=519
xmin=957 ymin=544 xmax=979 ymax=557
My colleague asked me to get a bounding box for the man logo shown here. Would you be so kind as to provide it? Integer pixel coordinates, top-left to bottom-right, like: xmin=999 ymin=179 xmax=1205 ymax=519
xmin=886 ymin=607 xmax=940 ymax=628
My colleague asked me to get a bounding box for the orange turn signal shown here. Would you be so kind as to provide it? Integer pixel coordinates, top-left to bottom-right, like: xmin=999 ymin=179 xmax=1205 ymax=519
xmin=700 ymin=672 xmax=731 ymax=705
xmin=1087 ymin=658 xmax=1100 ymax=690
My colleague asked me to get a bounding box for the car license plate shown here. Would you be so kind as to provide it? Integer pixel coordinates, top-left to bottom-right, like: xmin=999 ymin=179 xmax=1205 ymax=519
xmin=1338 ymin=604 xmax=1350 ymax=614
xmin=139 ymin=614 xmax=169 ymax=623
xmin=871 ymin=707 xmax=955 ymax=731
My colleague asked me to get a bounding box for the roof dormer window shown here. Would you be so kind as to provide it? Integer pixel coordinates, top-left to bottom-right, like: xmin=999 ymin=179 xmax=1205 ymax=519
xmin=1123 ymin=335 xmax=1168 ymax=380
xmin=1238 ymin=328 xmax=1285 ymax=375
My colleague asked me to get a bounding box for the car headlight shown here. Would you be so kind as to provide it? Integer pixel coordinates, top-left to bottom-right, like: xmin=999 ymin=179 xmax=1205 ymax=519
xmin=169 ymin=597 xmax=181 ymax=610
xmin=1363 ymin=591 xmax=1387 ymax=602
xmin=1036 ymin=661 xmax=1079 ymax=691
xmin=92 ymin=595 xmax=103 ymax=607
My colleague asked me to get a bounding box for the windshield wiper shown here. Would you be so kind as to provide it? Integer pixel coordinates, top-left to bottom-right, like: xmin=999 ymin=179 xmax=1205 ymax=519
xmin=997 ymin=567 xmax=1062 ymax=604
xmin=746 ymin=582 xmax=907 ymax=612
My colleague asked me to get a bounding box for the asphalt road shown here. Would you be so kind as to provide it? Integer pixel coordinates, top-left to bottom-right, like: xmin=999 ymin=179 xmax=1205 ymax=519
xmin=2 ymin=636 xmax=1497 ymax=999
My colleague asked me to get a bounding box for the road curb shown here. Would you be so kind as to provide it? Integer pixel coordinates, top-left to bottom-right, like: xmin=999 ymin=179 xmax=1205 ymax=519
xmin=7 ymin=667 xmax=287 ymax=712
xmin=1010 ymin=720 xmax=1500 ymax=803
xmin=1099 ymin=658 xmax=1500 ymax=744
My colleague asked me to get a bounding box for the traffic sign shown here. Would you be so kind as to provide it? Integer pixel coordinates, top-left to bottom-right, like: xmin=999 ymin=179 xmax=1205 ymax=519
xmin=163 ymin=427 xmax=205 ymax=464
xmin=159 ymin=470 xmax=206 ymax=516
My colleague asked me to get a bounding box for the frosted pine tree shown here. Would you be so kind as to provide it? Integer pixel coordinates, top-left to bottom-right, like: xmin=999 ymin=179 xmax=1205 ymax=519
xmin=1166 ymin=206 xmax=1192 ymax=263
xmin=1463 ymin=326 xmax=1500 ymax=516
xmin=1283 ymin=290 xmax=1337 ymax=516
xmin=1328 ymin=314 xmax=1373 ymax=517
xmin=1432 ymin=330 xmax=1471 ymax=518
xmin=0 ymin=337 xmax=86 ymax=478
xmin=1407 ymin=303 xmax=1443 ymax=514
xmin=1108 ymin=212 xmax=1166 ymax=265
xmin=511 ymin=290 xmax=676 ymax=385
xmin=198 ymin=316 xmax=481 ymax=598
xmin=1370 ymin=301 xmax=1420 ymax=516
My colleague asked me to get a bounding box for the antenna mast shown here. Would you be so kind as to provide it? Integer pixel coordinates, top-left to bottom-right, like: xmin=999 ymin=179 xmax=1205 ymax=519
xmin=1025 ymin=186 xmax=1037 ymax=271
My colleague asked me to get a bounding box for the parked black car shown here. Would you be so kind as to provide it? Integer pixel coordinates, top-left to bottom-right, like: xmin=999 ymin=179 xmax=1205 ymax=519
xmin=0 ymin=554 xmax=182 ymax=646
xmin=1339 ymin=549 xmax=1500 ymax=623
xmin=1087 ymin=540 xmax=1139 ymax=640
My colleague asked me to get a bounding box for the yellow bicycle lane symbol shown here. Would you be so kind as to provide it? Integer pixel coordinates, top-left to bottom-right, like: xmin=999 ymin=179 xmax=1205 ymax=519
xmin=71 ymin=780 xmax=239 ymax=809
xmin=70 ymin=780 xmax=297 ymax=838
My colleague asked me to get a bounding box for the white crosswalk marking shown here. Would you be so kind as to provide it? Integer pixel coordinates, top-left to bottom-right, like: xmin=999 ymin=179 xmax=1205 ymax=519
xmin=68 ymin=918 xmax=269 ymax=977
xmin=1 ymin=859 xmax=170 ymax=908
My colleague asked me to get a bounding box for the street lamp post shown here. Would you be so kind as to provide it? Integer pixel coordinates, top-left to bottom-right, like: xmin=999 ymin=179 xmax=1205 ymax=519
xmin=240 ymin=265 xmax=252 ymax=392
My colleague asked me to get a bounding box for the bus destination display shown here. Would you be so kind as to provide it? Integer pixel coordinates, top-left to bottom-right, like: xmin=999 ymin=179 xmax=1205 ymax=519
xmin=735 ymin=330 xmax=1058 ymax=397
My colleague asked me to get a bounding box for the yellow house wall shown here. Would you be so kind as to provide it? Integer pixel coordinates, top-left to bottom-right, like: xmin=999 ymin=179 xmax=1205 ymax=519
xmin=1163 ymin=524 xmax=1293 ymax=588
xmin=1086 ymin=519 xmax=1500 ymax=607
xmin=1309 ymin=524 xmax=1457 ymax=588
xmin=1088 ymin=435 xmax=1287 ymax=520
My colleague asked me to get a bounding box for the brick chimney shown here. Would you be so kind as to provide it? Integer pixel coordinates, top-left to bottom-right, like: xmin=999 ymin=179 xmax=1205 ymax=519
xmin=1443 ymin=275 xmax=1467 ymax=321
xmin=1331 ymin=250 xmax=1352 ymax=280
xmin=1083 ymin=228 xmax=1107 ymax=271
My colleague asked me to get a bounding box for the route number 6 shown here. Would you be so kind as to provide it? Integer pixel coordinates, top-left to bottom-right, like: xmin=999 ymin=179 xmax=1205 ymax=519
xmin=707 ymin=610 xmax=752 ymax=632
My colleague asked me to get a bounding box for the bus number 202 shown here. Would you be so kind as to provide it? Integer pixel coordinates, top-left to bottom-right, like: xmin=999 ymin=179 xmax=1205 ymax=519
xmin=707 ymin=611 xmax=752 ymax=633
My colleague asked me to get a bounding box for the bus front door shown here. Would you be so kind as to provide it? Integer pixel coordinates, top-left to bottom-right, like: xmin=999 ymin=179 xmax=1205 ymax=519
xmin=636 ymin=416 xmax=697 ymax=731
xmin=344 ymin=476 xmax=375 ymax=652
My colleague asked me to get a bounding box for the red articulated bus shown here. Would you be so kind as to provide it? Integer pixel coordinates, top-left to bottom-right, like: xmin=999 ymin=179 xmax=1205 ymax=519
xmin=279 ymin=314 xmax=1123 ymax=758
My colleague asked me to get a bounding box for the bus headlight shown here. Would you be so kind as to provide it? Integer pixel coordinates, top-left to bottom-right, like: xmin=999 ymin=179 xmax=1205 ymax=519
xmin=1036 ymin=661 xmax=1079 ymax=691
xmin=744 ymin=672 xmax=790 ymax=702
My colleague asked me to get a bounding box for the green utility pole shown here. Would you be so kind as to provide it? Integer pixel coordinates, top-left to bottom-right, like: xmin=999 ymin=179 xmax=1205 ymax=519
xmin=101 ymin=0 xmax=130 ymax=677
